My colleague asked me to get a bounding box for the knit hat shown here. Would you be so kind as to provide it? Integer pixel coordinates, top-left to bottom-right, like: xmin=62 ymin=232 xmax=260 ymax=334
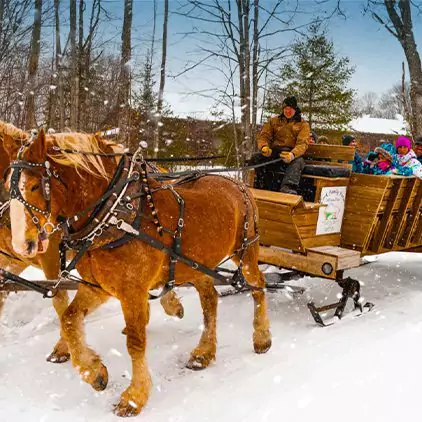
xmin=395 ymin=136 xmax=412 ymax=149
xmin=282 ymin=96 xmax=298 ymax=109
xmin=375 ymin=142 xmax=395 ymax=161
xmin=310 ymin=131 xmax=318 ymax=141
xmin=342 ymin=134 xmax=355 ymax=146
xmin=317 ymin=135 xmax=329 ymax=144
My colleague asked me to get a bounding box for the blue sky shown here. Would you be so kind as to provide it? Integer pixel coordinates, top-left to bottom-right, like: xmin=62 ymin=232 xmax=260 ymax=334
xmin=93 ymin=0 xmax=422 ymax=117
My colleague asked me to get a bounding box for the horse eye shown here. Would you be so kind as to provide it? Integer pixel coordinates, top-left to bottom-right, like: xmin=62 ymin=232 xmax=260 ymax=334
xmin=31 ymin=184 xmax=40 ymax=192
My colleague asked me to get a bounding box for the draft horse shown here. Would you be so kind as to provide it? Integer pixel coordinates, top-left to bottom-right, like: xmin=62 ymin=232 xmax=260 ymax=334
xmin=4 ymin=129 xmax=272 ymax=417
xmin=0 ymin=124 xmax=183 ymax=363
xmin=0 ymin=122 xmax=70 ymax=362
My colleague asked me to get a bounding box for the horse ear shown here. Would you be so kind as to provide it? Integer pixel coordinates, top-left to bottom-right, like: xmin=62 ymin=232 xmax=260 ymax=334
xmin=31 ymin=128 xmax=47 ymax=160
xmin=2 ymin=133 xmax=20 ymax=161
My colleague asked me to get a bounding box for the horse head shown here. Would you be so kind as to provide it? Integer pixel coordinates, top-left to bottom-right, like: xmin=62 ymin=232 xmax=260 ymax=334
xmin=4 ymin=129 xmax=115 ymax=258
xmin=3 ymin=129 xmax=56 ymax=257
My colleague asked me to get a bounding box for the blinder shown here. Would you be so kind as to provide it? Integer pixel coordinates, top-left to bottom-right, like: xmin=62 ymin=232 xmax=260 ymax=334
xmin=8 ymin=159 xmax=59 ymax=239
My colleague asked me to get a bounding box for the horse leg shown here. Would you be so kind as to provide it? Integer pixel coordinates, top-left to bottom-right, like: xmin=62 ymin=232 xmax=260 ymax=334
xmin=0 ymin=291 xmax=7 ymax=318
xmin=233 ymin=245 xmax=272 ymax=354
xmin=121 ymin=291 xmax=183 ymax=335
xmin=115 ymin=292 xmax=151 ymax=417
xmin=39 ymin=254 xmax=71 ymax=363
xmin=47 ymin=290 xmax=71 ymax=363
xmin=60 ymin=284 xmax=111 ymax=391
xmin=160 ymin=290 xmax=184 ymax=319
xmin=186 ymin=277 xmax=218 ymax=370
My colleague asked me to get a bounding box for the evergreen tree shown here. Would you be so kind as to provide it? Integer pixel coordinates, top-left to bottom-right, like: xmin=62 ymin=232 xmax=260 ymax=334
xmin=266 ymin=24 xmax=356 ymax=131
xmin=135 ymin=50 xmax=157 ymax=119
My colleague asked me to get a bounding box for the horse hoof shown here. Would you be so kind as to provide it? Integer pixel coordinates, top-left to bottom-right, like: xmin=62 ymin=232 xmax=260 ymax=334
xmin=254 ymin=338 xmax=272 ymax=354
xmin=175 ymin=306 xmax=184 ymax=319
xmin=46 ymin=351 xmax=70 ymax=364
xmin=114 ymin=400 xmax=141 ymax=417
xmin=92 ymin=363 xmax=109 ymax=391
xmin=186 ymin=354 xmax=213 ymax=371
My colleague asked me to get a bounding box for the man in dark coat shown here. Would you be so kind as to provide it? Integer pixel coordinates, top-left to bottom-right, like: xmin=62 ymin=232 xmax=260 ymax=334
xmin=250 ymin=96 xmax=310 ymax=194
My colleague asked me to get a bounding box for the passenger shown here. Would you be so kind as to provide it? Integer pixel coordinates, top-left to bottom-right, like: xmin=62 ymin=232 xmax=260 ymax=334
xmin=363 ymin=143 xmax=412 ymax=176
xmin=317 ymin=135 xmax=329 ymax=145
xmin=395 ymin=136 xmax=422 ymax=179
xmin=251 ymin=95 xmax=310 ymax=194
xmin=342 ymin=134 xmax=363 ymax=173
xmin=309 ymin=132 xmax=318 ymax=145
xmin=363 ymin=150 xmax=379 ymax=172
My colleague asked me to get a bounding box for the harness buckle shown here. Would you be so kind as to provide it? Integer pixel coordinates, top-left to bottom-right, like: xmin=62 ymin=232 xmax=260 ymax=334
xmin=178 ymin=218 xmax=184 ymax=228
xmin=32 ymin=215 xmax=39 ymax=224
xmin=43 ymin=221 xmax=56 ymax=235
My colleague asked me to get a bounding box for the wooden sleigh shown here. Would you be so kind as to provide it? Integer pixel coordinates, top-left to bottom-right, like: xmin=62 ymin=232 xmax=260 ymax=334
xmin=249 ymin=144 xmax=421 ymax=325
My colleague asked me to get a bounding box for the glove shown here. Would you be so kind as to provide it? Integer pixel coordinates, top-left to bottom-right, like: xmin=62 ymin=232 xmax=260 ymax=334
xmin=280 ymin=151 xmax=295 ymax=163
xmin=261 ymin=146 xmax=272 ymax=157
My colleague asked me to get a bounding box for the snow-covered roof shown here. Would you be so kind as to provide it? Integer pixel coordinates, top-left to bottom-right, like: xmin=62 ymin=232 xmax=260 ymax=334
xmin=100 ymin=127 xmax=120 ymax=136
xmin=349 ymin=115 xmax=408 ymax=135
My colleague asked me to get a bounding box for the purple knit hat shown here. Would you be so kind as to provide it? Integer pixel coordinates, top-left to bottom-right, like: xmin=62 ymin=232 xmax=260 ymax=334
xmin=395 ymin=136 xmax=412 ymax=149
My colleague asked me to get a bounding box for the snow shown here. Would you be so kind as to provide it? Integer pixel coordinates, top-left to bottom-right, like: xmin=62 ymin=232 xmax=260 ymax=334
xmin=349 ymin=114 xmax=408 ymax=135
xmin=0 ymin=252 xmax=421 ymax=421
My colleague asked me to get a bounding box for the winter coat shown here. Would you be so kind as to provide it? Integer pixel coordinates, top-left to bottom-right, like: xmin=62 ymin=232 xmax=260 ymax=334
xmin=363 ymin=160 xmax=394 ymax=175
xmin=396 ymin=150 xmax=422 ymax=179
xmin=352 ymin=151 xmax=363 ymax=173
xmin=257 ymin=111 xmax=310 ymax=158
xmin=362 ymin=149 xmax=413 ymax=176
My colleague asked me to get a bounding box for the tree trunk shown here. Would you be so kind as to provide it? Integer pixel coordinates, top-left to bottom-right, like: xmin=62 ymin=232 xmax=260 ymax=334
xmin=384 ymin=0 xmax=422 ymax=137
xmin=251 ymin=0 xmax=259 ymax=150
xmin=24 ymin=0 xmax=42 ymax=129
xmin=153 ymin=0 xmax=168 ymax=158
xmin=0 ymin=0 xmax=5 ymax=42
xmin=70 ymin=0 xmax=78 ymax=129
xmin=118 ymin=0 xmax=133 ymax=146
xmin=242 ymin=0 xmax=252 ymax=160
xmin=237 ymin=0 xmax=246 ymax=161
xmin=78 ymin=0 xmax=85 ymax=130
xmin=55 ymin=0 xmax=65 ymax=130
xmin=402 ymin=61 xmax=414 ymax=135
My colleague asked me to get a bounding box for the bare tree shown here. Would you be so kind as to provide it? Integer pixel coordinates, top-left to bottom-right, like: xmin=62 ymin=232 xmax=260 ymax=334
xmin=360 ymin=91 xmax=379 ymax=116
xmin=24 ymin=0 xmax=42 ymax=129
xmin=369 ymin=0 xmax=422 ymax=136
xmin=117 ymin=0 xmax=133 ymax=145
xmin=153 ymin=0 xmax=169 ymax=158
xmin=70 ymin=0 xmax=78 ymax=129
xmin=55 ymin=0 xmax=65 ymax=130
xmin=175 ymin=1 xmax=324 ymax=162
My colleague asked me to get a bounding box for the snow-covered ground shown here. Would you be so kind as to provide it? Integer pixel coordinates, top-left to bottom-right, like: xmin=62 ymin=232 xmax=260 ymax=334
xmin=0 ymin=251 xmax=421 ymax=422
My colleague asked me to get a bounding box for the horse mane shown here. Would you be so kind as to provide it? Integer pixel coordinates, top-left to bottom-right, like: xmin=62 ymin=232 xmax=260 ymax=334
xmin=0 ymin=120 xmax=29 ymax=141
xmin=47 ymin=132 xmax=122 ymax=180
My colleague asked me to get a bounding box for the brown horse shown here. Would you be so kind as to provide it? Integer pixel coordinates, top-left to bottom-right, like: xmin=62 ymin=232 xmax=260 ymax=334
xmin=0 ymin=122 xmax=70 ymax=362
xmin=0 ymin=124 xmax=183 ymax=362
xmin=4 ymin=129 xmax=271 ymax=417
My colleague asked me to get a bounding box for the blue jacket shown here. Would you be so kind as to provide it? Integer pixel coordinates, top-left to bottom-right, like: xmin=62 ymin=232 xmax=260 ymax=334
xmin=352 ymin=152 xmax=363 ymax=173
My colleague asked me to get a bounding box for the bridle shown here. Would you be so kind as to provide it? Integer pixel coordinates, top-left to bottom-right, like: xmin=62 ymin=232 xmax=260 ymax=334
xmin=8 ymin=155 xmax=61 ymax=240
